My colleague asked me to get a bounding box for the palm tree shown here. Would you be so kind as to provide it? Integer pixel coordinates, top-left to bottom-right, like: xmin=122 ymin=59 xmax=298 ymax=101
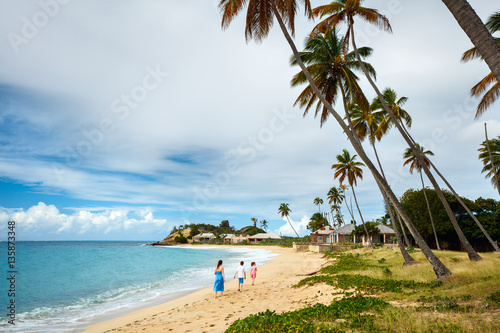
xmin=260 ymin=219 xmax=269 ymax=231
xmin=403 ymin=144 xmax=441 ymax=251
xmin=313 ymin=197 xmax=324 ymax=213
xmin=219 ymin=0 xmax=451 ymax=278
xmin=350 ymin=102 xmax=415 ymax=264
xmin=312 ymin=1 xmax=482 ymax=261
xmin=482 ymin=123 xmax=500 ymax=197
xmin=327 ymin=186 xmax=346 ymax=228
xmin=290 ymin=26 xmax=412 ymax=263
xmin=251 ymin=217 xmax=258 ymax=229
xmin=479 ymin=134 xmax=500 ymax=191
xmin=290 ymin=27 xmax=375 ymax=127
xmin=461 ymin=11 xmax=500 ymax=118
xmin=332 ymin=149 xmax=374 ymax=249
xmin=442 ymin=1 xmax=500 ymax=83
xmin=278 ymin=203 xmax=299 ymax=237
xmin=308 ymin=212 xmax=329 ymax=231
xmin=371 ymin=88 xmax=412 ymax=138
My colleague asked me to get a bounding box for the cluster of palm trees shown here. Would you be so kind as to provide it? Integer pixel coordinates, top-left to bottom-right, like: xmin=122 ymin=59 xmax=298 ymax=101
xmin=218 ymin=0 xmax=500 ymax=279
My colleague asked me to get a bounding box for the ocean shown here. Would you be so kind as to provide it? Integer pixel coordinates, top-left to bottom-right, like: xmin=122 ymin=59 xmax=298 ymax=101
xmin=0 ymin=241 xmax=277 ymax=332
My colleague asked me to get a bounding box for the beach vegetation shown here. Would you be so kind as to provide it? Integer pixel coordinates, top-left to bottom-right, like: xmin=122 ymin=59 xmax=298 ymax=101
xmin=174 ymin=234 xmax=188 ymax=244
xmin=226 ymin=294 xmax=388 ymax=333
xmin=227 ymin=247 xmax=499 ymax=332
xmin=398 ymin=189 xmax=500 ymax=251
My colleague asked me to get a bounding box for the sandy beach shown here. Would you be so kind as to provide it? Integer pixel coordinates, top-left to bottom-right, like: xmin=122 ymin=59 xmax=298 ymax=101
xmin=83 ymin=246 xmax=332 ymax=333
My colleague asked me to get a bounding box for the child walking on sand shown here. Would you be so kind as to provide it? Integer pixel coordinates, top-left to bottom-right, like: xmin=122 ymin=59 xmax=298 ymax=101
xmin=234 ymin=261 xmax=246 ymax=291
xmin=250 ymin=262 xmax=257 ymax=286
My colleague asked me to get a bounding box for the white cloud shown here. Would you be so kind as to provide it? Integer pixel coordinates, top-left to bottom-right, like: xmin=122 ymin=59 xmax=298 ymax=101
xmin=272 ymin=215 xmax=310 ymax=237
xmin=0 ymin=202 xmax=168 ymax=240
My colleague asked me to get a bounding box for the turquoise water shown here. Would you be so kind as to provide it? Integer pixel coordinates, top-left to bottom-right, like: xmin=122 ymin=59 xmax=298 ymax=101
xmin=0 ymin=241 xmax=275 ymax=332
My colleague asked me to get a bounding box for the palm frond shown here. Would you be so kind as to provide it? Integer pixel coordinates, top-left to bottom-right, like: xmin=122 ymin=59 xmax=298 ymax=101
xmin=462 ymin=37 xmax=500 ymax=62
xmin=219 ymin=0 xmax=248 ymax=29
xmin=356 ymin=6 xmax=392 ymax=33
xmin=475 ymin=81 xmax=500 ymax=119
xmin=485 ymin=10 xmax=500 ymax=33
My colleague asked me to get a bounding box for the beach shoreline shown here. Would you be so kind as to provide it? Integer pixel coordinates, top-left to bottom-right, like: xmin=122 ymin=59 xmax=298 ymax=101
xmin=83 ymin=246 xmax=330 ymax=333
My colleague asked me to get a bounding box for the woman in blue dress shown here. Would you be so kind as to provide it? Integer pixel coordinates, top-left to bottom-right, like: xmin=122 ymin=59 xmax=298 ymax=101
xmin=213 ymin=259 xmax=225 ymax=298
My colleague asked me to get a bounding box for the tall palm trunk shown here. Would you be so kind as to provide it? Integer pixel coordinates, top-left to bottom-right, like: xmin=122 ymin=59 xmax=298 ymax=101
xmin=349 ymin=20 xmax=481 ymax=261
xmin=441 ymin=0 xmax=500 ymax=83
xmin=345 ymin=197 xmax=356 ymax=224
xmin=270 ymin=3 xmax=452 ymax=279
xmin=286 ymin=216 xmax=300 ymax=238
xmin=484 ymin=123 xmax=500 ymax=197
xmin=420 ymin=171 xmax=441 ymax=250
xmin=351 ymin=186 xmax=375 ymax=249
xmin=396 ymin=214 xmax=410 ymax=246
xmin=377 ymin=181 xmax=415 ymax=264
xmin=372 ymin=139 xmax=410 ymax=247
xmin=429 ymin=160 xmax=500 ymax=252
xmin=370 ymin=142 xmax=415 ymax=263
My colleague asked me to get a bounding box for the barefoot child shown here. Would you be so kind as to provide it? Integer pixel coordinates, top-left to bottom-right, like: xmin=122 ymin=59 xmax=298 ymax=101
xmin=250 ymin=262 xmax=257 ymax=286
xmin=234 ymin=261 xmax=246 ymax=291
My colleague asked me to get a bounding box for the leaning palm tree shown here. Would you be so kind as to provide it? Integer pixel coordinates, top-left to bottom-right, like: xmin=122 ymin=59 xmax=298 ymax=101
xmin=313 ymin=197 xmax=324 ymax=213
xmin=219 ymin=0 xmax=452 ymax=278
xmin=312 ymin=0 xmax=482 ymax=261
xmin=332 ymin=149 xmax=374 ymax=249
xmin=351 ymin=101 xmax=409 ymax=246
xmin=403 ymin=144 xmax=441 ymax=251
xmin=461 ymin=10 xmax=500 ymax=118
xmin=278 ymin=203 xmax=299 ymax=237
xmin=442 ymin=1 xmax=500 ymax=83
xmin=350 ymin=103 xmax=415 ymax=264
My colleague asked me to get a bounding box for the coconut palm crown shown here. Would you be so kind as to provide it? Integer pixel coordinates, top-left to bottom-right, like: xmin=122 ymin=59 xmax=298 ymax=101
xmin=219 ymin=0 xmax=312 ymax=42
xmin=290 ymin=27 xmax=375 ymax=127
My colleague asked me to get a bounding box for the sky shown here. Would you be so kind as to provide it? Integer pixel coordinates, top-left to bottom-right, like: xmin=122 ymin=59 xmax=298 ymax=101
xmin=0 ymin=0 xmax=499 ymax=241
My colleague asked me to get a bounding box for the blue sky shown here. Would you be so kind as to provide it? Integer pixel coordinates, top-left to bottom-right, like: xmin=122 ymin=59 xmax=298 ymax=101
xmin=0 ymin=0 xmax=499 ymax=241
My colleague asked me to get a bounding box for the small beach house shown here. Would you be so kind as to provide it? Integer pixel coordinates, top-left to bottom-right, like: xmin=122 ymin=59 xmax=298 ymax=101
xmin=229 ymin=235 xmax=249 ymax=243
xmin=247 ymin=233 xmax=281 ymax=244
xmin=222 ymin=234 xmax=235 ymax=243
xmin=332 ymin=223 xmax=396 ymax=246
xmin=192 ymin=233 xmax=215 ymax=243
xmin=311 ymin=226 xmax=335 ymax=243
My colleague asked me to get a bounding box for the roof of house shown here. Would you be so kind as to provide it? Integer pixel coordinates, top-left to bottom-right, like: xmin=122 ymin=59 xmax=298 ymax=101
xmin=247 ymin=233 xmax=281 ymax=239
xmin=334 ymin=224 xmax=356 ymax=234
xmin=222 ymin=234 xmax=235 ymax=239
xmin=333 ymin=224 xmax=395 ymax=234
xmin=377 ymin=225 xmax=395 ymax=234
xmin=194 ymin=233 xmax=215 ymax=238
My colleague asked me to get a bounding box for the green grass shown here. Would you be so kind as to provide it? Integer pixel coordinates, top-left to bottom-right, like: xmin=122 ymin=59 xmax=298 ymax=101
xmin=224 ymin=247 xmax=500 ymax=332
